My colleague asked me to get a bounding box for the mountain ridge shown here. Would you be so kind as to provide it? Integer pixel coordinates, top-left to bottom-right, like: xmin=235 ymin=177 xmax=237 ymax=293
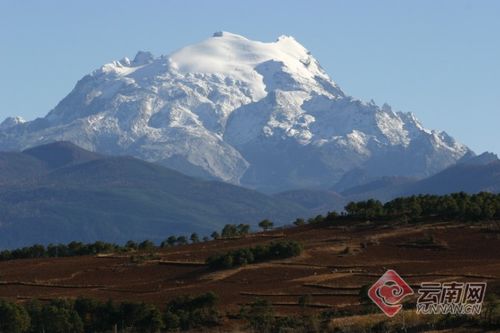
xmin=0 ymin=32 xmax=471 ymax=192
xmin=335 ymin=153 xmax=500 ymax=202
xmin=0 ymin=142 xmax=307 ymax=249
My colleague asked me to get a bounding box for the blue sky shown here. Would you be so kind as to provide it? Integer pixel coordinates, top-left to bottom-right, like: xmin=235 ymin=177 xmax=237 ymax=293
xmin=0 ymin=0 xmax=499 ymax=154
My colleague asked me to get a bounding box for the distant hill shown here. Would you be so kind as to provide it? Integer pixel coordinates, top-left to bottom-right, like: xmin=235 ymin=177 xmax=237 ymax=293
xmin=458 ymin=151 xmax=499 ymax=166
xmin=273 ymin=189 xmax=347 ymax=215
xmin=279 ymin=153 xmax=500 ymax=209
xmin=340 ymin=176 xmax=416 ymax=201
xmin=0 ymin=141 xmax=101 ymax=185
xmin=401 ymin=160 xmax=500 ymax=195
xmin=0 ymin=151 xmax=46 ymax=184
xmin=1 ymin=141 xmax=498 ymax=249
xmin=23 ymin=141 xmax=102 ymax=169
xmin=338 ymin=154 xmax=500 ymax=201
xmin=0 ymin=142 xmax=306 ymax=249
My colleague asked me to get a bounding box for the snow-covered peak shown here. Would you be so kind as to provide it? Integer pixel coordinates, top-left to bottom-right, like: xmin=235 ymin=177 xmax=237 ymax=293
xmin=212 ymin=31 xmax=248 ymax=39
xmin=275 ymin=35 xmax=308 ymax=53
xmin=167 ymin=32 xmax=333 ymax=99
xmin=169 ymin=31 xmax=325 ymax=77
xmin=0 ymin=32 xmax=472 ymax=192
xmin=0 ymin=116 xmax=25 ymax=130
xmin=133 ymin=51 xmax=154 ymax=65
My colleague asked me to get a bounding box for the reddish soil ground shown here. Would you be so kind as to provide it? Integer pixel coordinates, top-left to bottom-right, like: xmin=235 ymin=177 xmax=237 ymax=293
xmin=0 ymin=219 xmax=499 ymax=322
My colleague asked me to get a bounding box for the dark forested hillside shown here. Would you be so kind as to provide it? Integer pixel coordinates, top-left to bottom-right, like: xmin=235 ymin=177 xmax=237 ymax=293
xmin=0 ymin=142 xmax=306 ymax=248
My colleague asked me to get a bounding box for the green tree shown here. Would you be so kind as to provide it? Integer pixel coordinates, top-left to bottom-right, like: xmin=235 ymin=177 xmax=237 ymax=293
xmin=74 ymin=297 xmax=99 ymax=332
xmin=164 ymin=292 xmax=219 ymax=330
xmin=344 ymin=202 xmax=359 ymax=216
xmin=125 ymin=240 xmax=138 ymax=250
xmin=206 ymin=241 xmax=302 ymax=270
xmin=0 ymin=299 xmax=30 ymax=333
xmin=138 ymin=240 xmax=155 ymax=251
xmin=237 ymin=224 xmax=251 ymax=235
xmin=166 ymin=236 xmax=177 ymax=247
xmin=118 ymin=302 xmax=143 ymax=330
xmin=221 ymin=224 xmax=238 ymax=238
xmin=176 ymin=236 xmax=188 ymax=245
xmin=135 ymin=304 xmax=163 ymax=333
xmin=240 ymin=298 xmax=275 ymax=333
xmin=41 ymin=300 xmax=84 ymax=333
xmin=258 ymin=219 xmax=274 ymax=231
xmin=326 ymin=211 xmax=339 ymax=219
xmin=221 ymin=255 xmax=234 ymax=269
xmin=210 ymin=231 xmax=220 ymax=240
xmin=190 ymin=233 xmax=200 ymax=243
xmin=24 ymin=300 xmax=44 ymax=333
xmin=95 ymin=300 xmax=119 ymax=333
xmin=163 ymin=311 xmax=180 ymax=331
xmin=29 ymin=244 xmax=46 ymax=258
xmin=293 ymin=218 xmax=305 ymax=226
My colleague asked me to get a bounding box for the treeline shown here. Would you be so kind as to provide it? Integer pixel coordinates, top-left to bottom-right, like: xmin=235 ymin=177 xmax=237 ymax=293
xmin=210 ymin=223 xmax=250 ymax=239
xmin=1 ymin=293 xmax=496 ymax=333
xmin=0 ymin=221 xmax=267 ymax=262
xmin=344 ymin=192 xmax=500 ymax=221
xmin=0 ymin=241 xmax=125 ymax=262
xmin=0 ymin=292 xmax=219 ymax=333
xmin=239 ymin=294 xmax=500 ymax=333
xmin=2 ymin=192 xmax=498 ymax=262
xmin=206 ymin=240 xmax=303 ymax=270
xmin=0 ymin=223 xmax=256 ymax=262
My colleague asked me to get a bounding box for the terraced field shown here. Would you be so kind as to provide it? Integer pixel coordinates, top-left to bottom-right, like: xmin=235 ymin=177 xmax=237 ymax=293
xmin=0 ymin=219 xmax=499 ymax=330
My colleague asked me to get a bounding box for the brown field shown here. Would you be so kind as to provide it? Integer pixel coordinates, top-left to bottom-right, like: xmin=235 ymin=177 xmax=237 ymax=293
xmin=1 ymin=219 xmax=499 ymax=330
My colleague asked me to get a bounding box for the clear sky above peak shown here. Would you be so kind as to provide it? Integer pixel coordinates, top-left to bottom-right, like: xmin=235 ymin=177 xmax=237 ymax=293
xmin=0 ymin=0 xmax=498 ymax=154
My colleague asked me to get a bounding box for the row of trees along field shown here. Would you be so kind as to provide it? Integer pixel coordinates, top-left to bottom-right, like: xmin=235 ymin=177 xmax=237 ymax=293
xmin=0 ymin=222 xmax=264 ymax=261
xmin=206 ymin=240 xmax=303 ymax=270
xmin=0 ymin=293 xmax=219 ymax=333
xmin=344 ymin=192 xmax=500 ymax=220
xmin=2 ymin=292 xmax=498 ymax=333
xmin=0 ymin=192 xmax=498 ymax=262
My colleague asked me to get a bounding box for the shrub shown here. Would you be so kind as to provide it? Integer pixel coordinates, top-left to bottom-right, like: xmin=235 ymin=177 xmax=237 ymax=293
xmin=258 ymin=219 xmax=274 ymax=231
xmin=206 ymin=241 xmax=303 ymax=270
xmin=0 ymin=299 xmax=31 ymax=333
xmin=164 ymin=292 xmax=219 ymax=331
xmin=293 ymin=218 xmax=305 ymax=226
xmin=240 ymin=298 xmax=275 ymax=333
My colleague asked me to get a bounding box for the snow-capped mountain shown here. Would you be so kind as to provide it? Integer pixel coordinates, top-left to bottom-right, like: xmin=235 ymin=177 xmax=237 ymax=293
xmin=0 ymin=116 xmax=25 ymax=130
xmin=0 ymin=32 xmax=471 ymax=192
